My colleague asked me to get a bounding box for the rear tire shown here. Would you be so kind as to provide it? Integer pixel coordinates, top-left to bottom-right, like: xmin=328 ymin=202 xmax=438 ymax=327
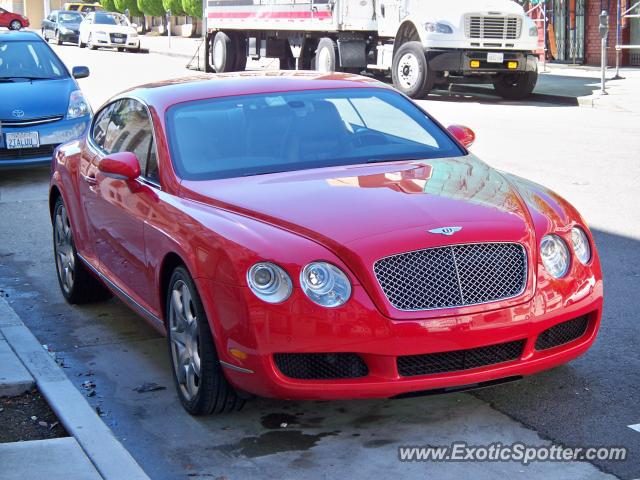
xmin=87 ymin=34 xmax=97 ymax=50
xmin=211 ymin=31 xmax=236 ymax=73
xmin=493 ymin=69 xmax=538 ymax=100
xmin=166 ymin=266 xmax=245 ymax=415
xmin=9 ymin=20 xmax=22 ymax=31
xmin=391 ymin=41 xmax=434 ymax=99
xmin=52 ymin=197 xmax=112 ymax=304
xmin=55 ymin=31 xmax=63 ymax=45
xmin=315 ymin=37 xmax=338 ymax=72
xmin=233 ymin=33 xmax=247 ymax=71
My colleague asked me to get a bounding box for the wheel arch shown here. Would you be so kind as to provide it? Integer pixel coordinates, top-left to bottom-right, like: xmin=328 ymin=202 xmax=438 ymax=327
xmin=159 ymin=251 xmax=189 ymax=325
xmin=393 ymin=20 xmax=424 ymax=56
xmin=49 ymin=185 xmax=62 ymax=220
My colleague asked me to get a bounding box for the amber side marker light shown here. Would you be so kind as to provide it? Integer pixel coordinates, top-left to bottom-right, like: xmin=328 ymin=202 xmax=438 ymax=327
xmin=508 ymin=61 xmax=519 ymax=69
xmin=470 ymin=60 xmax=481 ymax=68
xmin=229 ymin=349 xmax=248 ymax=360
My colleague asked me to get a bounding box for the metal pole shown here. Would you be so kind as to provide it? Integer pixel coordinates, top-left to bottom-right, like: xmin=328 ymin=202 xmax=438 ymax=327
xmin=543 ymin=1 xmax=547 ymax=72
xmin=601 ymin=36 xmax=608 ymax=94
xmin=613 ymin=0 xmax=624 ymax=78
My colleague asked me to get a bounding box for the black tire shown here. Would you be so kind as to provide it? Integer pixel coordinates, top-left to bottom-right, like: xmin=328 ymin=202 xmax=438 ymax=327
xmin=233 ymin=33 xmax=247 ymax=71
xmin=87 ymin=34 xmax=97 ymax=50
xmin=9 ymin=20 xmax=22 ymax=30
xmin=211 ymin=31 xmax=236 ymax=73
xmin=315 ymin=37 xmax=338 ymax=72
xmin=493 ymin=69 xmax=538 ymax=100
xmin=279 ymin=47 xmax=296 ymax=70
xmin=55 ymin=31 xmax=63 ymax=46
xmin=391 ymin=41 xmax=434 ymax=99
xmin=52 ymin=197 xmax=112 ymax=305
xmin=166 ymin=266 xmax=244 ymax=415
xmin=117 ymin=47 xmax=125 ymax=52
xmin=78 ymin=37 xmax=85 ymax=48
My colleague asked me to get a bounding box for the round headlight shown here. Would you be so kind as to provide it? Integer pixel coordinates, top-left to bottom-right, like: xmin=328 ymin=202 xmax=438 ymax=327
xmin=571 ymin=227 xmax=591 ymax=264
xmin=540 ymin=235 xmax=570 ymax=278
xmin=247 ymin=262 xmax=292 ymax=303
xmin=300 ymin=262 xmax=351 ymax=308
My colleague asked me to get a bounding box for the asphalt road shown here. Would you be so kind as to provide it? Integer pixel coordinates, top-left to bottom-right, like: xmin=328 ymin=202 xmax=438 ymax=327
xmin=0 ymin=42 xmax=638 ymax=479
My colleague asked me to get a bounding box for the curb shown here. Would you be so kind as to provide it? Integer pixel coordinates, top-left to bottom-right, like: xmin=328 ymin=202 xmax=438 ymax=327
xmin=0 ymin=297 xmax=149 ymax=480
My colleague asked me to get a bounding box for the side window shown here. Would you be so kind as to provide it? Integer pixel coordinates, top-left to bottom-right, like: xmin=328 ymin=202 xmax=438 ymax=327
xmin=105 ymin=99 xmax=159 ymax=184
xmin=91 ymin=101 xmax=119 ymax=150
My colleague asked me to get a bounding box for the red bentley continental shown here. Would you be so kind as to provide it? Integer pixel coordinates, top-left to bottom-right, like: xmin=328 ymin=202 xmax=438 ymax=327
xmin=49 ymin=72 xmax=603 ymax=415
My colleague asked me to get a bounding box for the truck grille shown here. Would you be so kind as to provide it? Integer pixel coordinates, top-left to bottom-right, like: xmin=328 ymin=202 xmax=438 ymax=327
xmin=465 ymin=15 xmax=522 ymax=40
xmin=374 ymin=243 xmax=527 ymax=311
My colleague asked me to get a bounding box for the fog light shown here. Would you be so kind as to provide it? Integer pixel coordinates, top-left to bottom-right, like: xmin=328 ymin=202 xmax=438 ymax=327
xmin=508 ymin=61 xmax=518 ymax=69
xmin=470 ymin=60 xmax=480 ymax=68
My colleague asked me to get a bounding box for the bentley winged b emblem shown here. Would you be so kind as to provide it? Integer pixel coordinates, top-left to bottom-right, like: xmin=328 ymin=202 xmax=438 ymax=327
xmin=428 ymin=226 xmax=463 ymax=236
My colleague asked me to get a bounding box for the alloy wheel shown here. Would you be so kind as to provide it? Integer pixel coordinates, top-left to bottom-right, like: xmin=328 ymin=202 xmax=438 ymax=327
xmin=54 ymin=204 xmax=75 ymax=295
xmin=169 ymin=280 xmax=201 ymax=401
xmin=10 ymin=20 xmax=21 ymax=30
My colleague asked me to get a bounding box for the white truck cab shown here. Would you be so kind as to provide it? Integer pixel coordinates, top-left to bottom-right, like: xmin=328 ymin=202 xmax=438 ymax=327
xmin=205 ymin=0 xmax=541 ymax=99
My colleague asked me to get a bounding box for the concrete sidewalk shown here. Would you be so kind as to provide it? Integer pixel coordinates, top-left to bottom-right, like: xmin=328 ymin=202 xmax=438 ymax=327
xmin=0 ymin=297 xmax=149 ymax=480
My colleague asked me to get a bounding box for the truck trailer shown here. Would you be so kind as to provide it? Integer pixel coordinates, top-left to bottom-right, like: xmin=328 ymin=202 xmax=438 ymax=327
xmin=204 ymin=0 xmax=540 ymax=99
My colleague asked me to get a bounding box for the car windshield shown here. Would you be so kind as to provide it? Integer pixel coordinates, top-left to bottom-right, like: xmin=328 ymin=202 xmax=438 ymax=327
xmin=93 ymin=13 xmax=128 ymax=25
xmin=59 ymin=11 xmax=83 ymax=23
xmin=0 ymin=41 xmax=67 ymax=80
xmin=166 ymin=88 xmax=465 ymax=181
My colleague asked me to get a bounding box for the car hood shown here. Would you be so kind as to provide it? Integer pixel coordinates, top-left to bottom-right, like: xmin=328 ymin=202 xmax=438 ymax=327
xmin=60 ymin=23 xmax=81 ymax=30
xmin=181 ymin=155 xmax=535 ymax=249
xmin=87 ymin=24 xmax=135 ymax=34
xmin=0 ymin=78 xmax=73 ymax=120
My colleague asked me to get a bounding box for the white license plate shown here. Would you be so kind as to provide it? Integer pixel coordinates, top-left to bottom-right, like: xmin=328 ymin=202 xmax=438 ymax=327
xmin=487 ymin=52 xmax=504 ymax=63
xmin=113 ymin=37 xmax=125 ymax=43
xmin=6 ymin=131 xmax=40 ymax=149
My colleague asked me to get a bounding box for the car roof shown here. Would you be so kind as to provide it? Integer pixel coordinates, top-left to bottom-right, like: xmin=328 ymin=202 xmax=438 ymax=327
xmin=118 ymin=71 xmax=394 ymax=113
xmin=0 ymin=31 xmax=43 ymax=42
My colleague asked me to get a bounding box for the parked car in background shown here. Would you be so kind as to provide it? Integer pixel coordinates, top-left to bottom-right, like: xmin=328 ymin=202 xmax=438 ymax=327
xmin=0 ymin=7 xmax=29 ymax=30
xmin=0 ymin=31 xmax=91 ymax=168
xmin=78 ymin=11 xmax=139 ymax=52
xmin=49 ymin=72 xmax=603 ymax=415
xmin=63 ymin=2 xmax=104 ymax=14
xmin=42 ymin=10 xmax=84 ymax=45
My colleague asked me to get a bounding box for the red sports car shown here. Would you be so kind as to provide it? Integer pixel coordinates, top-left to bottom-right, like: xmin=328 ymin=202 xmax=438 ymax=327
xmin=49 ymin=72 xmax=603 ymax=415
xmin=0 ymin=7 xmax=29 ymax=30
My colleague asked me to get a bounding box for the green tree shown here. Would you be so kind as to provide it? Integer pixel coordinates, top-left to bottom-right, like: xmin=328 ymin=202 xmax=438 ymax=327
xmin=115 ymin=0 xmax=142 ymax=15
xmin=181 ymin=0 xmax=201 ymax=19
xmin=100 ymin=0 xmax=117 ymax=12
xmin=137 ymin=0 xmax=165 ymax=17
xmin=162 ymin=0 xmax=184 ymax=16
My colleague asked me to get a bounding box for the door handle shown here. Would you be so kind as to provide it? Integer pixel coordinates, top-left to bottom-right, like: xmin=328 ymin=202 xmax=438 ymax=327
xmin=81 ymin=173 xmax=97 ymax=185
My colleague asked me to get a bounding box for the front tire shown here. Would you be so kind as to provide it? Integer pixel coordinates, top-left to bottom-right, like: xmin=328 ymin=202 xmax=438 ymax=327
xmin=166 ymin=266 xmax=244 ymax=415
xmin=53 ymin=197 xmax=112 ymax=304
xmin=211 ymin=31 xmax=235 ymax=73
xmin=9 ymin=20 xmax=22 ymax=30
xmin=391 ymin=41 xmax=434 ymax=99
xmin=493 ymin=69 xmax=538 ymax=100
xmin=87 ymin=34 xmax=97 ymax=50
xmin=315 ymin=37 xmax=338 ymax=72
xmin=55 ymin=31 xmax=63 ymax=45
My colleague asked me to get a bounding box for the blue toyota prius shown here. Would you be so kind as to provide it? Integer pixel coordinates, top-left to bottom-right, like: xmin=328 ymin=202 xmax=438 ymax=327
xmin=0 ymin=30 xmax=91 ymax=168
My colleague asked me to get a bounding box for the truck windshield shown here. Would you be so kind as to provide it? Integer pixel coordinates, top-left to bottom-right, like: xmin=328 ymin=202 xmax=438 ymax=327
xmin=166 ymin=88 xmax=464 ymax=181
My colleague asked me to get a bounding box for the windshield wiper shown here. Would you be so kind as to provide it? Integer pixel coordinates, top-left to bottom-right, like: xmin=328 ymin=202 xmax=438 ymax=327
xmin=0 ymin=76 xmax=54 ymax=82
xmin=366 ymin=156 xmax=425 ymax=164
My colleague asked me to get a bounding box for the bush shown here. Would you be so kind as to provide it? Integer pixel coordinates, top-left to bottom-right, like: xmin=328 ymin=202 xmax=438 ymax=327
xmin=100 ymin=0 xmax=117 ymax=12
xmin=181 ymin=0 xmax=201 ymax=19
xmin=162 ymin=0 xmax=184 ymax=16
xmin=115 ymin=0 xmax=142 ymax=15
xmin=137 ymin=0 xmax=165 ymax=17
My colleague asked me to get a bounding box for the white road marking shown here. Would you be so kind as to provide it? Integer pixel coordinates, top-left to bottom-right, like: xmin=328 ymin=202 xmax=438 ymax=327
xmin=628 ymin=424 xmax=640 ymax=433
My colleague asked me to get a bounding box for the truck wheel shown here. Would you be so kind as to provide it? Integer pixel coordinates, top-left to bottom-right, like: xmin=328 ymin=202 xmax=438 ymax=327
xmin=315 ymin=37 xmax=338 ymax=72
xmin=392 ymin=41 xmax=434 ymax=99
xmin=493 ymin=70 xmax=538 ymax=100
xmin=211 ymin=31 xmax=236 ymax=73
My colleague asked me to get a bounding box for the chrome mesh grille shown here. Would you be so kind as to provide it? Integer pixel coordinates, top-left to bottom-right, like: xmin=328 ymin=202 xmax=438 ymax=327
xmin=465 ymin=15 xmax=522 ymax=40
xmin=374 ymin=243 xmax=527 ymax=311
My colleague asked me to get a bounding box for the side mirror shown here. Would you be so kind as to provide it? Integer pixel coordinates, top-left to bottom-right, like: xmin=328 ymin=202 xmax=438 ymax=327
xmin=98 ymin=152 xmax=141 ymax=181
xmin=72 ymin=66 xmax=90 ymax=79
xmin=447 ymin=125 xmax=476 ymax=148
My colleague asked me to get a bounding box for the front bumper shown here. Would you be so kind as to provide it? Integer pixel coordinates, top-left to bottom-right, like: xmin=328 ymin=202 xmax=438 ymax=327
xmin=0 ymin=116 xmax=89 ymax=168
xmin=94 ymin=35 xmax=140 ymax=49
xmin=427 ymin=49 xmax=539 ymax=75
xmin=199 ymin=272 xmax=603 ymax=400
xmin=59 ymin=31 xmax=80 ymax=43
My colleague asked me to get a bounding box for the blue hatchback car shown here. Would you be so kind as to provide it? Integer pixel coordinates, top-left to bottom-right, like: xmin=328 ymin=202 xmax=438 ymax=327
xmin=0 ymin=30 xmax=91 ymax=168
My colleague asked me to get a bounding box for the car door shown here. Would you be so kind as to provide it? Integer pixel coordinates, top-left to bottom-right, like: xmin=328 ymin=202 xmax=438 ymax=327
xmin=0 ymin=8 xmax=9 ymax=27
xmin=45 ymin=12 xmax=56 ymax=38
xmin=89 ymin=98 xmax=161 ymax=310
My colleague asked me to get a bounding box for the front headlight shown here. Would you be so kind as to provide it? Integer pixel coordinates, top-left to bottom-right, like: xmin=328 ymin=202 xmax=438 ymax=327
xmin=425 ymin=22 xmax=453 ymax=34
xmin=67 ymin=90 xmax=90 ymax=119
xmin=247 ymin=262 xmax=292 ymax=303
xmin=540 ymin=234 xmax=570 ymax=278
xmin=300 ymin=262 xmax=351 ymax=308
xmin=571 ymin=227 xmax=591 ymax=264
xmin=129 ymin=31 xmax=138 ymax=37
xmin=529 ymin=26 xmax=539 ymax=37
